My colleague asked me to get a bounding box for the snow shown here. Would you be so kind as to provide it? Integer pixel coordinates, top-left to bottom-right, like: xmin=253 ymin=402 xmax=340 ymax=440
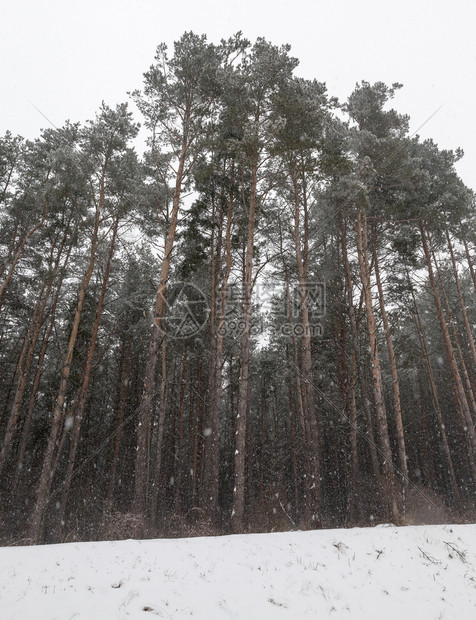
xmin=1 ymin=524 xmax=475 ymax=619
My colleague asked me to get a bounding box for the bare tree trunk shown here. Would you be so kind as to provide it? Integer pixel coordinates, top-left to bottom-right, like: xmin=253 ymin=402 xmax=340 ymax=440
xmin=338 ymin=211 xmax=363 ymax=517
xmin=148 ymin=334 xmax=169 ymax=523
xmin=203 ymin=188 xmax=219 ymax=514
xmin=359 ymin=366 xmax=381 ymax=479
xmin=287 ymin=381 xmax=300 ymax=520
xmin=174 ymin=349 xmax=188 ymax=514
xmin=0 ymin=225 xmax=71 ymax=479
xmin=0 ymin=281 xmax=47 ymax=473
xmin=408 ymin=281 xmax=460 ymax=501
xmin=356 ymin=209 xmax=399 ymax=522
xmin=107 ymin=341 xmax=131 ymax=505
xmin=371 ymin=227 xmax=408 ymax=487
xmin=57 ymin=218 xmax=119 ymax=529
xmin=202 ymin=161 xmax=234 ymax=524
xmin=29 ymin=182 xmax=104 ymax=543
xmin=12 ymin=246 xmax=71 ymax=492
xmin=420 ymin=222 xmax=476 ymax=482
xmin=133 ymin=138 xmax=188 ymax=519
xmin=291 ymin=172 xmax=321 ymax=526
xmin=279 ymin=220 xmax=306 ymax=440
xmin=416 ymin=373 xmax=436 ymax=487
xmin=231 ymin=164 xmax=258 ymax=533
xmin=432 ymin=248 xmax=476 ymax=417
xmin=191 ymin=363 xmax=201 ymax=507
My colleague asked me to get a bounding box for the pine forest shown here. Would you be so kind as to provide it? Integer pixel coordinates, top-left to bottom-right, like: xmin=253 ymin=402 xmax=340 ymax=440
xmin=1 ymin=32 xmax=476 ymax=545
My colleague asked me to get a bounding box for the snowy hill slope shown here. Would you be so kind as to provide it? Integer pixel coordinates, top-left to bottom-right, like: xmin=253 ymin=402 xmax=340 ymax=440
xmin=0 ymin=524 xmax=475 ymax=619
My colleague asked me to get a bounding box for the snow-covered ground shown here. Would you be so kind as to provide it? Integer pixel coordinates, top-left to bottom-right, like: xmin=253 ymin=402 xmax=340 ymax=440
xmin=0 ymin=524 xmax=475 ymax=619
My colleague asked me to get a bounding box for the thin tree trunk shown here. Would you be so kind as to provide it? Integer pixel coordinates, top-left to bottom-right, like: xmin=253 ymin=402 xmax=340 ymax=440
xmin=371 ymin=227 xmax=409 ymax=487
xmin=279 ymin=218 xmax=306 ymax=438
xmin=356 ymin=209 xmax=399 ymax=522
xmin=202 ymin=161 xmax=234 ymax=523
xmin=174 ymin=349 xmax=188 ymax=514
xmin=203 ymin=186 xmax=219 ymax=514
xmin=57 ymin=218 xmax=119 ymax=529
xmin=0 ymin=280 xmax=47 ymax=473
xmin=359 ymin=366 xmax=381 ymax=480
xmin=133 ymin=136 xmax=188 ymax=518
xmin=0 ymin=225 xmax=71 ymax=479
xmin=12 ymin=246 xmax=71 ymax=492
xmin=148 ymin=333 xmax=169 ymax=523
xmin=407 ymin=270 xmax=460 ymax=500
xmin=107 ymin=341 xmax=131 ymax=505
xmin=29 ymin=180 xmax=104 ymax=543
xmin=416 ymin=374 xmax=436 ymax=487
xmin=432 ymin=247 xmax=476 ymax=417
xmin=287 ymin=380 xmax=300 ymax=520
xmin=291 ymin=171 xmax=321 ymax=526
xmin=231 ymin=163 xmax=258 ymax=533
xmin=191 ymin=363 xmax=201 ymax=507
xmin=420 ymin=222 xmax=476 ymax=481
xmin=338 ymin=211 xmax=363 ymax=516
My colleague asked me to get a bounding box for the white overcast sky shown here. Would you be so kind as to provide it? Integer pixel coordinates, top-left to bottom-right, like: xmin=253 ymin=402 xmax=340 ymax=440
xmin=1 ymin=0 xmax=475 ymax=189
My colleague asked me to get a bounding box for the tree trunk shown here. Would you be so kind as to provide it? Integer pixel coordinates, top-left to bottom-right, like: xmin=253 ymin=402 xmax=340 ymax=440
xmin=12 ymin=246 xmax=71 ymax=492
xmin=133 ymin=137 xmax=188 ymax=519
xmin=432 ymin=248 xmax=476 ymax=418
xmin=29 ymin=181 xmax=104 ymax=543
xmin=0 ymin=225 xmax=71 ymax=479
xmin=107 ymin=340 xmax=131 ymax=505
xmin=408 ymin=283 xmax=460 ymax=501
xmin=148 ymin=333 xmax=169 ymax=524
xmin=420 ymin=222 xmax=476 ymax=482
xmin=231 ymin=164 xmax=257 ymax=533
xmin=202 ymin=161 xmax=234 ymax=523
xmin=174 ymin=349 xmax=188 ymax=514
xmin=57 ymin=218 xmax=119 ymax=529
xmin=371 ymin=226 xmax=409 ymax=487
xmin=356 ymin=209 xmax=399 ymax=522
xmin=191 ymin=363 xmax=201 ymax=507
xmin=291 ymin=171 xmax=320 ymax=526
xmin=338 ymin=211 xmax=363 ymax=518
